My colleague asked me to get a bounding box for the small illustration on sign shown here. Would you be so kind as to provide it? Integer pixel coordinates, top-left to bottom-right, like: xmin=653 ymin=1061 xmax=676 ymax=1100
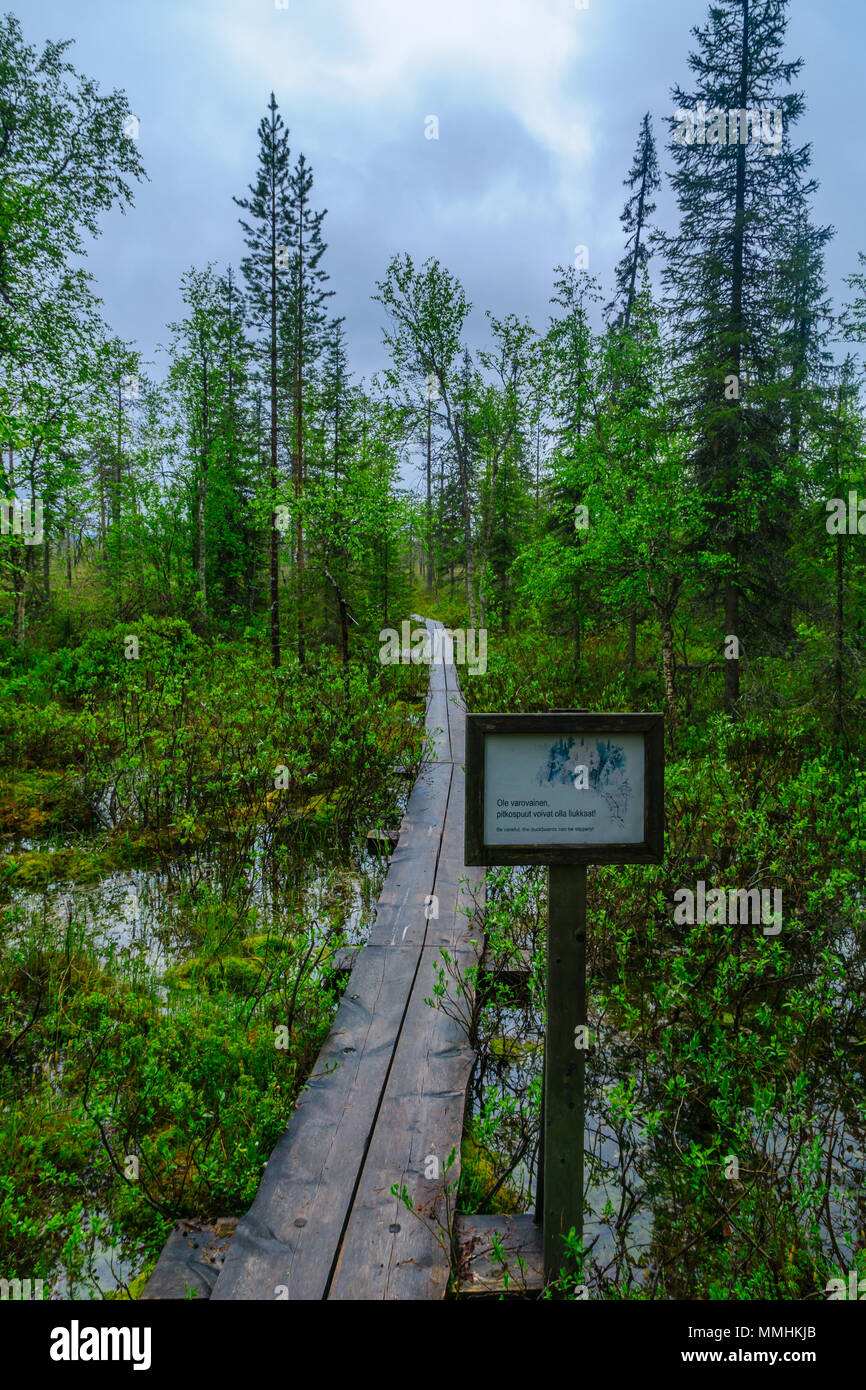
xmin=538 ymin=736 xmax=632 ymax=826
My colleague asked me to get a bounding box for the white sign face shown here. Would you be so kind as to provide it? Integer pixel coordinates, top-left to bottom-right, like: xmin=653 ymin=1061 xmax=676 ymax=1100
xmin=483 ymin=732 xmax=645 ymax=847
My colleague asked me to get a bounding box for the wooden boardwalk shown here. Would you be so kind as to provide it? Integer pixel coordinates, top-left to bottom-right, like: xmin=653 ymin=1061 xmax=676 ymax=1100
xmin=208 ymin=620 xmax=484 ymax=1301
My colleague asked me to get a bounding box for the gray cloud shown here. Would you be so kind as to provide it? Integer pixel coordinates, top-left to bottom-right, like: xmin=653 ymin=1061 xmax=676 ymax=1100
xmin=15 ymin=0 xmax=866 ymax=388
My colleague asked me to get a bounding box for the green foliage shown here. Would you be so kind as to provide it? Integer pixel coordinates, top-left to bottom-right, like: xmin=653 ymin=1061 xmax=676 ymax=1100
xmin=2 ymin=0 xmax=866 ymax=1308
xmin=0 ymin=899 xmax=343 ymax=1287
xmin=447 ymin=638 xmax=865 ymax=1298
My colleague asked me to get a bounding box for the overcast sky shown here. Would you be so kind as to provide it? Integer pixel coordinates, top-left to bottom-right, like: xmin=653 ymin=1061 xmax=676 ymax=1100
xmin=14 ymin=0 xmax=866 ymax=391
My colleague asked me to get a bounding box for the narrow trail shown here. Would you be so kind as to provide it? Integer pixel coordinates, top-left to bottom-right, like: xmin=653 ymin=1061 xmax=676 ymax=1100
xmin=145 ymin=619 xmax=484 ymax=1300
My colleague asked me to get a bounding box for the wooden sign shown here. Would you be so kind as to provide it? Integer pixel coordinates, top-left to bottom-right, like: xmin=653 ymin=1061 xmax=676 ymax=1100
xmin=465 ymin=712 xmax=664 ymax=866
xmin=464 ymin=709 xmax=665 ymax=1286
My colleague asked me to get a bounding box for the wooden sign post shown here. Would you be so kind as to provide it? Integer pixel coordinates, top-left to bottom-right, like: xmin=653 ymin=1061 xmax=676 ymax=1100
xmin=465 ymin=712 xmax=664 ymax=1287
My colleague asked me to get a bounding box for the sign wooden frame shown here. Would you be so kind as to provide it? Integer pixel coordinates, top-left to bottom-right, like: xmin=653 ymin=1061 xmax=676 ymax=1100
xmin=464 ymin=711 xmax=664 ymax=867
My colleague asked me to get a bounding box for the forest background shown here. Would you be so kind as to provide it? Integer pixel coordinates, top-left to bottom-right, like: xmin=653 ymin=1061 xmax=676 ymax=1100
xmin=1 ymin=0 xmax=865 ymax=1301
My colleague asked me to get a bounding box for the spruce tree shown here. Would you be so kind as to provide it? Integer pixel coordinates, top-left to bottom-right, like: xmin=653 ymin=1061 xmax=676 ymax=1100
xmin=320 ymin=318 xmax=351 ymax=484
xmin=216 ymin=266 xmax=258 ymax=617
xmin=763 ymin=204 xmax=833 ymax=644
xmin=316 ymin=318 xmax=356 ymax=661
xmin=606 ymin=113 xmax=660 ymax=334
xmin=810 ymin=359 xmax=865 ymax=742
xmin=606 ymin=115 xmax=660 ymax=664
xmin=281 ymin=151 xmax=334 ymax=664
xmin=662 ymin=0 xmax=814 ymax=711
xmin=545 ymin=266 xmax=602 ymax=672
xmin=235 ymin=92 xmax=292 ymax=668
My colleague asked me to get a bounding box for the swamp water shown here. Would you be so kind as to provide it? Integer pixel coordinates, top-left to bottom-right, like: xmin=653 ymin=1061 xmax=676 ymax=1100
xmin=462 ymin=871 xmax=865 ymax=1298
xmin=5 ymin=832 xmax=863 ymax=1299
xmin=3 ymin=825 xmax=393 ymax=1299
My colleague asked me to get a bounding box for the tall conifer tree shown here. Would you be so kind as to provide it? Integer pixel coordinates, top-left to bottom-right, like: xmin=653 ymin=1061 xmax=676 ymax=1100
xmin=607 ymin=113 xmax=660 ymax=334
xmin=662 ymin=0 xmax=813 ymax=711
xmin=282 ymin=152 xmax=333 ymax=664
xmin=235 ymin=92 xmax=292 ymax=668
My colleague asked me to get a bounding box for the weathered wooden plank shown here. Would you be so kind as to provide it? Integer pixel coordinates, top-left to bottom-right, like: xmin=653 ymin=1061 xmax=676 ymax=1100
xmin=327 ymin=828 xmax=484 ymax=1300
xmin=480 ymin=946 xmax=534 ymax=992
xmin=426 ymin=673 xmax=450 ymax=714
xmin=448 ymin=711 xmax=466 ymax=768
xmin=427 ymin=760 xmax=483 ymax=949
xmin=444 ymin=659 xmax=467 ymax=767
xmin=423 ymin=862 xmax=483 ymax=950
xmin=455 ymin=1214 xmax=544 ymax=1295
xmin=326 ymin=939 xmax=480 ymax=1301
xmin=366 ymin=768 xmax=452 ymax=950
xmin=142 ymin=1219 xmax=237 ymax=1300
xmin=366 ymin=826 xmax=399 ymax=849
xmin=426 ymin=620 xmax=453 ymax=763
xmin=394 ymin=758 xmax=452 ymax=839
xmin=427 ymin=705 xmax=451 ymax=766
xmin=329 ymin=946 xmax=358 ymax=977
xmin=211 ymin=942 xmax=427 ymax=1301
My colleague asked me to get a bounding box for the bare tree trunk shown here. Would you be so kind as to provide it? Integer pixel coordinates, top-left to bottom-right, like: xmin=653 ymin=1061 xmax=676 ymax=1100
xmin=116 ymin=382 xmax=123 ymax=617
xmin=198 ymin=366 xmax=209 ymax=633
xmin=426 ymin=398 xmax=433 ymax=593
xmin=448 ymin=405 xmax=477 ymax=627
xmin=43 ymin=505 xmax=50 ymax=603
xmin=723 ymin=1 xmax=749 ymax=715
xmin=13 ymin=547 xmax=27 ymax=645
xmin=438 ymin=438 xmax=445 ymax=592
xmin=724 ymin=570 xmax=739 ymax=711
xmin=535 ymin=419 xmax=540 ymax=523
xmin=833 ymin=386 xmax=845 ymax=743
xmin=7 ymin=446 xmax=26 ymax=645
xmin=269 ymin=181 xmax=281 ymax=669
xmin=327 ymin=571 xmax=349 ymax=668
xmin=834 ymin=530 xmax=843 ymax=742
xmin=295 ymin=214 xmax=306 ymax=666
xmin=476 ymin=459 xmax=503 ymax=632
xmin=65 ymin=490 xmax=73 ymax=588
xmin=457 ymin=457 xmax=477 ymax=627
xmin=660 ymin=603 xmax=678 ymax=734
xmin=627 ymin=610 xmax=637 ymax=668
